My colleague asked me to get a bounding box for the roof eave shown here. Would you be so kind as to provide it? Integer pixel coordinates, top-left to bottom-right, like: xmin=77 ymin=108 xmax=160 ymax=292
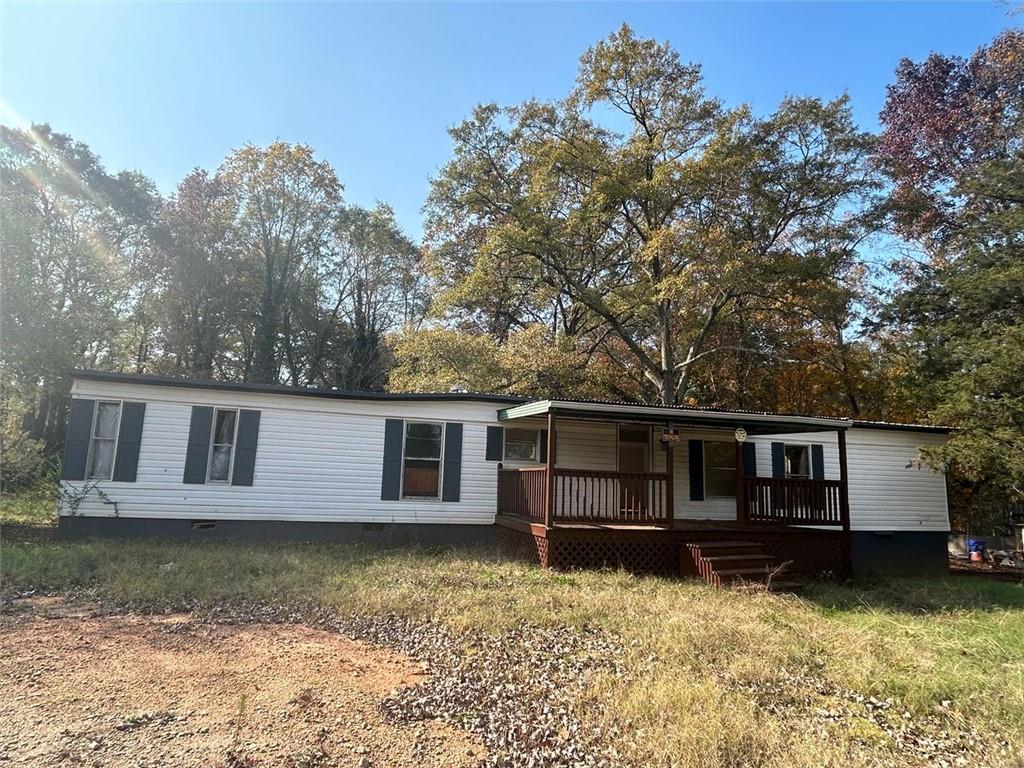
xmin=499 ymin=399 xmax=851 ymax=434
xmin=67 ymin=369 xmax=529 ymax=405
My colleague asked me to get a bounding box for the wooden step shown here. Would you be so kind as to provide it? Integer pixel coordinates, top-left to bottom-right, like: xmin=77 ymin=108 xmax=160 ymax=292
xmin=704 ymin=554 xmax=776 ymax=570
xmin=715 ymin=567 xmax=776 ymax=579
xmin=687 ymin=541 xmax=764 ymax=558
xmin=686 ymin=541 xmax=762 ymax=550
xmin=704 ymin=554 xmax=775 ymax=564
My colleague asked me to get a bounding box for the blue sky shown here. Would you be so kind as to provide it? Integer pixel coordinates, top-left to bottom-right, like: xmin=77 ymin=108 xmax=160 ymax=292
xmin=1 ymin=2 xmax=1016 ymax=239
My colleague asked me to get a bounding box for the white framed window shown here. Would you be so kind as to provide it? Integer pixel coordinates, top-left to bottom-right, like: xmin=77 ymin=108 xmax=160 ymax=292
xmin=86 ymin=400 xmax=122 ymax=479
xmin=402 ymin=421 xmax=444 ymax=498
xmin=207 ymin=408 xmax=239 ymax=483
xmin=785 ymin=444 xmax=811 ymax=479
xmin=504 ymin=428 xmax=540 ymax=462
xmin=704 ymin=440 xmax=736 ymax=498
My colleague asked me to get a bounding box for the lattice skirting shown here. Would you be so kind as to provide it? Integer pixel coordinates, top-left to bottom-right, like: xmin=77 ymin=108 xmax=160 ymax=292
xmin=495 ymin=522 xmax=850 ymax=579
xmin=546 ymin=530 xmax=679 ymax=575
xmin=495 ymin=525 xmax=549 ymax=566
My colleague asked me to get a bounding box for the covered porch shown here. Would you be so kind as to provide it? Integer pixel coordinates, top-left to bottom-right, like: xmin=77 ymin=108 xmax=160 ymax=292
xmin=493 ymin=399 xmax=853 ymax=579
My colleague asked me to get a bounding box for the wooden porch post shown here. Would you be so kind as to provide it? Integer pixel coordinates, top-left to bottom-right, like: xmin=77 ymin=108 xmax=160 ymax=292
xmin=735 ymin=438 xmax=748 ymax=526
xmin=664 ymin=430 xmax=675 ymax=529
xmin=544 ymin=411 xmax=556 ymax=529
xmin=837 ymin=429 xmax=851 ymax=533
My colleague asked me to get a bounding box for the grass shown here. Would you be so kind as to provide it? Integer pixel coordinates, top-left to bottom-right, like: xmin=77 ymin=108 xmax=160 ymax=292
xmin=2 ymin=494 xmax=1022 ymax=767
xmin=0 ymin=486 xmax=57 ymax=529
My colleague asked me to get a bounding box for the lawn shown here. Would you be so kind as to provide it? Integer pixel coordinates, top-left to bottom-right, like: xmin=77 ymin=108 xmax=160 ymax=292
xmin=2 ymin=496 xmax=1022 ymax=767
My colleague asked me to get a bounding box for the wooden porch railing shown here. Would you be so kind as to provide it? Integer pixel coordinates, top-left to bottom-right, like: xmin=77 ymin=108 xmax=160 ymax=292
xmin=743 ymin=477 xmax=846 ymax=527
xmin=497 ymin=466 xmax=548 ymax=521
xmin=497 ymin=467 xmax=670 ymax=526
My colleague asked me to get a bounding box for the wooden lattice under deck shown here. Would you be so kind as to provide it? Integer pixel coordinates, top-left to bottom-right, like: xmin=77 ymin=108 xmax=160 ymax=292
xmin=495 ymin=515 xmax=850 ymax=580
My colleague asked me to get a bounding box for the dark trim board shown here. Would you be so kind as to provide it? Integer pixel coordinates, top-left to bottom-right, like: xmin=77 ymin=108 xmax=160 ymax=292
xmin=57 ymin=516 xmax=495 ymax=546
xmin=850 ymin=531 xmax=950 ymax=577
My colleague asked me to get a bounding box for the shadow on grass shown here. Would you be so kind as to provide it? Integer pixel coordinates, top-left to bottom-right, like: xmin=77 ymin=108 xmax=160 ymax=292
xmin=801 ymin=574 xmax=1024 ymax=614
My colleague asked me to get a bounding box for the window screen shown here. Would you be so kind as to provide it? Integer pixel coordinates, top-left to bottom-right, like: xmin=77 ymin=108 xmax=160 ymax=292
xmin=704 ymin=440 xmax=736 ymax=497
xmin=503 ymin=428 xmax=539 ymax=461
xmin=785 ymin=444 xmax=810 ymax=479
xmin=87 ymin=401 xmax=121 ymax=479
xmin=403 ymin=422 xmax=443 ymax=498
xmin=208 ymin=408 xmax=238 ymax=482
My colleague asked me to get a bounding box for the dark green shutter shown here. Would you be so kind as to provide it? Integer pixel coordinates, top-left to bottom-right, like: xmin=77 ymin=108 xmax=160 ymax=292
xmin=60 ymin=398 xmax=95 ymax=481
xmin=441 ymin=423 xmax=463 ymax=502
xmin=539 ymin=429 xmax=549 ymax=463
xmin=183 ymin=406 xmax=214 ymax=484
xmin=231 ymin=410 xmax=261 ymax=486
xmin=742 ymin=442 xmax=756 ymax=477
xmin=811 ymin=444 xmax=825 ymax=480
xmin=380 ymin=419 xmax=404 ymax=500
xmin=688 ymin=439 xmax=704 ymax=501
xmin=771 ymin=442 xmax=786 ymax=478
xmin=112 ymin=402 xmax=146 ymax=482
xmin=485 ymin=426 xmax=503 ymax=461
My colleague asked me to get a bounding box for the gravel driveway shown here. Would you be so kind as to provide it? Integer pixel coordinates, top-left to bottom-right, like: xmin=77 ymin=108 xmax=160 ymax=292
xmin=0 ymin=601 xmax=482 ymax=767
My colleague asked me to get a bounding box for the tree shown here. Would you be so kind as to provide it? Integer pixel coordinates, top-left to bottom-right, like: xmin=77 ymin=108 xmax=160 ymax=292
xmin=325 ymin=204 xmax=425 ymax=390
xmin=388 ymin=324 xmax=621 ymax=398
xmin=878 ymin=29 xmax=1024 ymax=244
xmin=879 ymin=30 xmax=1024 ymax=522
xmin=150 ymin=169 xmax=244 ymax=379
xmin=219 ymin=142 xmax=343 ymax=383
xmin=0 ymin=124 xmax=159 ymax=451
xmin=424 ymin=25 xmax=876 ymax=404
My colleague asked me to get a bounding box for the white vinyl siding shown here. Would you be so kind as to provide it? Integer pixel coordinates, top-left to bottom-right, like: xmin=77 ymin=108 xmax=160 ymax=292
xmin=844 ymin=428 xmax=949 ymax=532
xmin=64 ymin=380 xmax=508 ymax=525
xmin=63 ymin=378 xmax=950 ymax=533
xmin=672 ymin=429 xmax=947 ymax=531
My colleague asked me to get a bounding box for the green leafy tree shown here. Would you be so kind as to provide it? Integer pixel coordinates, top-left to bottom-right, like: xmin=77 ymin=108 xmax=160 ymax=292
xmin=0 ymin=124 xmax=159 ymax=453
xmin=149 ymin=169 xmax=246 ymax=379
xmin=219 ymin=142 xmax=343 ymax=383
xmin=879 ymin=30 xmax=1024 ymax=524
xmin=424 ymin=25 xmax=876 ymax=404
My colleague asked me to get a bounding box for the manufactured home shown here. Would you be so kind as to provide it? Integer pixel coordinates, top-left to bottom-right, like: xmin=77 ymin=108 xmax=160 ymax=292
xmin=58 ymin=370 xmax=952 ymax=580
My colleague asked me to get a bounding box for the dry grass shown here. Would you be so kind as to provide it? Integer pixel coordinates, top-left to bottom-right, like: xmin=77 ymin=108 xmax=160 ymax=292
xmin=1 ymin=516 xmax=1022 ymax=766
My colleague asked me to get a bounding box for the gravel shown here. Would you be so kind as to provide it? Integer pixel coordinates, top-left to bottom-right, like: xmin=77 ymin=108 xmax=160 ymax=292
xmin=4 ymin=589 xmax=1012 ymax=768
xmin=197 ymin=601 xmax=625 ymax=768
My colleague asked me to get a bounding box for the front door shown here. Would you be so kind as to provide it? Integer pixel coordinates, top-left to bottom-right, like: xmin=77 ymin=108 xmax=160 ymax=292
xmin=618 ymin=427 xmax=651 ymax=514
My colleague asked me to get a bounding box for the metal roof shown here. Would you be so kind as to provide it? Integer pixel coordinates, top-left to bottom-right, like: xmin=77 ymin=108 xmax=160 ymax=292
xmin=498 ymin=398 xmax=853 ymax=434
xmin=850 ymin=419 xmax=951 ymax=434
xmin=68 ymin=370 xmax=530 ymax=405
xmin=69 ymin=370 xmax=950 ymax=434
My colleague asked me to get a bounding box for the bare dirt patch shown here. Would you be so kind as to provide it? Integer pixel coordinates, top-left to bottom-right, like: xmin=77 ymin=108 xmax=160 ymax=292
xmin=0 ymin=604 xmax=483 ymax=767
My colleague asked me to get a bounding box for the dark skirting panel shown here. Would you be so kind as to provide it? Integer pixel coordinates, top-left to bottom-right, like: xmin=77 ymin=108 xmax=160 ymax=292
xmin=57 ymin=516 xmax=495 ymax=546
xmin=849 ymin=531 xmax=949 ymax=577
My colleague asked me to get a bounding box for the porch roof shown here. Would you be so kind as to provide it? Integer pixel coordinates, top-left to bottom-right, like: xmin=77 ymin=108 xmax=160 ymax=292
xmin=497 ymin=399 xmax=851 ymax=434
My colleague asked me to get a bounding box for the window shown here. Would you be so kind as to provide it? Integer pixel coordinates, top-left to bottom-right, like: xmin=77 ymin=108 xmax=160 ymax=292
xmin=402 ymin=421 xmax=443 ymax=498
xmin=87 ymin=401 xmax=121 ymax=479
xmin=504 ymin=428 xmax=539 ymax=461
xmin=785 ymin=444 xmax=810 ymax=479
xmin=704 ymin=440 xmax=736 ymax=497
xmin=207 ymin=408 xmax=238 ymax=482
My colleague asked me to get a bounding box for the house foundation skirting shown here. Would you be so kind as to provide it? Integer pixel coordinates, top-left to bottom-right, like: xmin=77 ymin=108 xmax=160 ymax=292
xmin=57 ymin=515 xmax=495 ymax=546
xmin=495 ymin=516 xmax=851 ymax=579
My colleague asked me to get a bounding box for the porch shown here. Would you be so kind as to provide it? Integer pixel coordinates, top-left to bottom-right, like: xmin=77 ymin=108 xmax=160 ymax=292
xmin=492 ymin=399 xmax=853 ymax=580
xmin=496 ymin=466 xmax=848 ymax=529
